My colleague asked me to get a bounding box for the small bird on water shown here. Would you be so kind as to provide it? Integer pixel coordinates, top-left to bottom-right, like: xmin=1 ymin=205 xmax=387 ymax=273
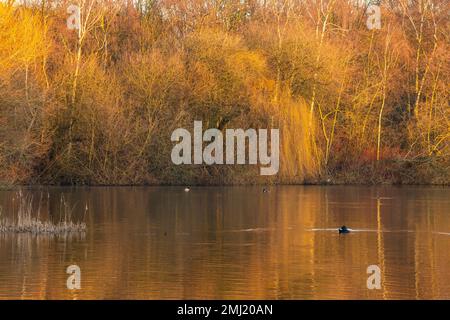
xmin=184 ymin=187 xmax=190 ymax=192
xmin=263 ymin=188 xmax=269 ymax=193
xmin=339 ymin=225 xmax=350 ymax=234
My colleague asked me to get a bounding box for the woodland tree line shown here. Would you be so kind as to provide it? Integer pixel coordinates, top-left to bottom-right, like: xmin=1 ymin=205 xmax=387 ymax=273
xmin=0 ymin=0 xmax=448 ymax=185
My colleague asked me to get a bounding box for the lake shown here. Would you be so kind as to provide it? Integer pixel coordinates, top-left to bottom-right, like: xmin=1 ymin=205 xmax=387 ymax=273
xmin=0 ymin=186 xmax=449 ymax=299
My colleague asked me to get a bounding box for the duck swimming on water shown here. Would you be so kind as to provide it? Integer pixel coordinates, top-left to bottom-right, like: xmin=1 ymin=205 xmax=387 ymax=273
xmin=184 ymin=187 xmax=190 ymax=192
xmin=339 ymin=225 xmax=350 ymax=234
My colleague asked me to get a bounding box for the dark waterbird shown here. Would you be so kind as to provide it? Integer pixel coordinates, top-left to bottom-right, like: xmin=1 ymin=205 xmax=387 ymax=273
xmin=339 ymin=225 xmax=350 ymax=234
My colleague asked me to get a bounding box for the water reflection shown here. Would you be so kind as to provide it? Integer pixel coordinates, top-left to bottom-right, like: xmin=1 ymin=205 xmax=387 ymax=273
xmin=0 ymin=186 xmax=449 ymax=299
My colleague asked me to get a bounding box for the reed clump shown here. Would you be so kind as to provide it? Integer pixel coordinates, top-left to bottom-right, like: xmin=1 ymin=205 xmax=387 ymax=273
xmin=0 ymin=192 xmax=87 ymax=235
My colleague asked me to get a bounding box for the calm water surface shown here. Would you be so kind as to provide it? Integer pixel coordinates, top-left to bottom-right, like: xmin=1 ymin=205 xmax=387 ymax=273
xmin=0 ymin=186 xmax=449 ymax=299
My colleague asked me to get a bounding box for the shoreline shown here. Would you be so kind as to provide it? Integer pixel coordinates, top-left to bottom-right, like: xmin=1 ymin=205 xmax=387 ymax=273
xmin=1 ymin=182 xmax=449 ymax=188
